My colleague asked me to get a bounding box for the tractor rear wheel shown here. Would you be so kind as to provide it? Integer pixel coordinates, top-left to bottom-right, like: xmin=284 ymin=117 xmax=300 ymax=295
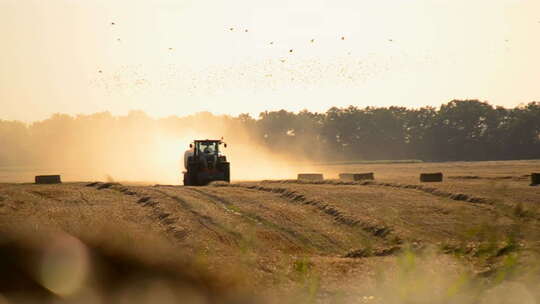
xmin=183 ymin=172 xmax=191 ymax=186
xmin=187 ymin=163 xmax=199 ymax=186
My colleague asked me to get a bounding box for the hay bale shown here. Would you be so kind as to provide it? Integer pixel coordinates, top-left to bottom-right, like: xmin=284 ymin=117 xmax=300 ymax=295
xmin=35 ymin=175 xmax=61 ymax=184
xmin=297 ymin=173 xmax=324 ymax=181
xmin=339 ymin=173 xmax=374 ymax=181
xmin=420 ymin=172 xmax=443 ymax=182
xmin=531 ymin=173 xmax=540 ymax=186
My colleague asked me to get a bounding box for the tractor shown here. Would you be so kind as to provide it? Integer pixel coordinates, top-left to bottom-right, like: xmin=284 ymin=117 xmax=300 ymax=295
xmin=183 ymin=139 xmax=230 ymax=186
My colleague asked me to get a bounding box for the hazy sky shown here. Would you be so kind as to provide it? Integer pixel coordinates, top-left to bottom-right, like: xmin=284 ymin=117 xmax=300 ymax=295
xmin=1 ymin=0 xmax=539 ymax=122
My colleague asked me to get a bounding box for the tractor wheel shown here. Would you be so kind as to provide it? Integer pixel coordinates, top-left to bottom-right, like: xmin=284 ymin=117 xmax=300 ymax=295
xmin=183 ymin=172 xmax=191 ymax=186
xmin=222 ymin=162 xmax=230 ymax=183
xmin=187 ymin=163 xmax=199 ymax=186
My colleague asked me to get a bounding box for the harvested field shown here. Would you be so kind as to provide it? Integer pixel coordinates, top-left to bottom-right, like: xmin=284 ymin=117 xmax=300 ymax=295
xmin=1 ymin=160 xmax=540 ymax=303
xmin=339 ymin=173 xmax=374 ymax=181
xmin=297 ymin=173 xmax=324 ymax=181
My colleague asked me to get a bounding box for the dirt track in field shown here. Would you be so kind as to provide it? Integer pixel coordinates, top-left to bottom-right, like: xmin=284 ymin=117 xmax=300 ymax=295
xmin=1 ymin=160 xmax=540 ymax=303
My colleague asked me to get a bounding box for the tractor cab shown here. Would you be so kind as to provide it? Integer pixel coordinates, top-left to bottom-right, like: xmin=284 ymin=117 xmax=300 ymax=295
xmin=192 ymin=140 xmax=222 ymax=168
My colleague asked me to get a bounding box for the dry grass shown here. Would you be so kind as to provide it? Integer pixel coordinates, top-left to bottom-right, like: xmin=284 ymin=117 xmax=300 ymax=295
xmin=0 ymin=160 xmax=539 ymax=303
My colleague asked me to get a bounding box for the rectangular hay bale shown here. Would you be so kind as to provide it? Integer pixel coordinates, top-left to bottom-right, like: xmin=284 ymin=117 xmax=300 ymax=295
xmin=531 ymin=173 xmax=540 ymax=185
xmin=297 ymin=173 xmax=324 ymax=181
xmin=339 ymin=173 xmax=374 ymax=181
xmin=35 ymin=175 xmax=62 ymax=184
xmin=420 ymin=172 xmax=443 ymax=182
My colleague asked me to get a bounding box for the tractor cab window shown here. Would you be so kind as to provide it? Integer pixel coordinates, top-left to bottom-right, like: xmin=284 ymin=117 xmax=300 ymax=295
xmin=196 ymin=141 xmax=219 ymax=155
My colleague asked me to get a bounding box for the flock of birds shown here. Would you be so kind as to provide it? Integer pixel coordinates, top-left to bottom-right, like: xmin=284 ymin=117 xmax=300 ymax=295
xmin=96 ymin=21 xmax=397 ymax=80
xmin=91 ymin=20 xmax=445 ymax=96
xmin=227 ymin=26 xmax=357 ymax=54
xmin=102 ymin=21 xmax=396 ymax=64
xmin=94 ymin=19 xmax=533 ymax=95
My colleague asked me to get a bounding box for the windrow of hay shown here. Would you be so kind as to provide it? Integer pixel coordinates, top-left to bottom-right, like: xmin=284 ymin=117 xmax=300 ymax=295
xmin=448 ymin=175 xmax=531 ymax=181
xmin=339 ymin=173 xmax=374 ymax=181
xmin=256 ymin=179 xmax=490 ymax=204
xmin=297 ymin=173 xmax=324 ymax=181
xmin=86 ymin=182 xmax=191 ymax=241
xmin=230 ymin=183 xmax=395 ymax=241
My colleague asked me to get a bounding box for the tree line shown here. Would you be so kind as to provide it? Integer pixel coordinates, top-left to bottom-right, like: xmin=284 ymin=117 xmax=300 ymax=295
xmin=249 ymin=100 xmax=540 ymax=161
xmin=1 ymin=100 xmax=539 ymax=168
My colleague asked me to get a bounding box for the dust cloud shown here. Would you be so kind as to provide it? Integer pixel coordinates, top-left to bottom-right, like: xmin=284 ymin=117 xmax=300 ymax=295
xmin=6 ymin=111 xmax=317 ymax=184
xmin=143 ymin=124 xmax=319 ymax=184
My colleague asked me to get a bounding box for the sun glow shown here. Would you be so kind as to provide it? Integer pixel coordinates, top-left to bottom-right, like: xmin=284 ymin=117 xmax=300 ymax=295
xmin=1 ymin=0 xmax=539 ymax=122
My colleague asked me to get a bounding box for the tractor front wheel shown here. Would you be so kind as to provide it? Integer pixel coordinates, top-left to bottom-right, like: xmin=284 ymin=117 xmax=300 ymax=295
xmin=222 ymin=162 xmax=230 ymax=183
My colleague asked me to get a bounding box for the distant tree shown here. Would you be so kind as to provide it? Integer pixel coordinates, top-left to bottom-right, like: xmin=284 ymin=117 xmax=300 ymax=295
xmin=403 ymin=106 xmax=438 ymax=160
xmin=499 ymin=102 xmax=540 ymax=159
xmin=355 ymin=106 xmax=408 ymax=160
xmin=257 ymin=110 xmax=297 ymax=148
xmin=429 ymin=100 xmax=497 ymax=160
xmin=0 ymin=120 xmax=30 ymax=166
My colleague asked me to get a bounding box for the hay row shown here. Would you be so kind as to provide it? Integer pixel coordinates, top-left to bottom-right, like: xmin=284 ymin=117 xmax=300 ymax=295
xmin=339 ymin=173 xmax=374 ymax=181
xmin=258 ymin=179 xmax=490 ymax=205
xmin=232 ymin=183 xmax=394 ymax=240
xmin=85 ymin=182 xmax=188 ymax=240
xmin=369 ymin=182 xmax=488 ymax=204
xmin=345 ymin=245 xmax=402 ymax=258
xmin=447 ymin=175 xmax=530 ymax=181
xmin=297 ymin=173 xmax=324 ymax=181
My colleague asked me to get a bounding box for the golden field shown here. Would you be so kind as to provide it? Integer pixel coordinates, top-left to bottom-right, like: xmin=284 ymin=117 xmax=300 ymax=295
xmin=1 ymin=160 xmax=539 ymax=303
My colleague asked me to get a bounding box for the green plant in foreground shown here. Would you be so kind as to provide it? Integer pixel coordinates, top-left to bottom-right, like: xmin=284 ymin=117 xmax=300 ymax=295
xmin=292 ymin=257 xmax=320 ymax=303
xmin=493 ymin=253 xmax=519 ymax=284
xmin=293 ymin=257 xmax=312 ymax=279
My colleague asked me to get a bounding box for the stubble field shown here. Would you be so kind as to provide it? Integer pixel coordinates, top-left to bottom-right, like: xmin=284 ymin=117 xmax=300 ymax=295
xmin=1 ymin=160 xmax=539 ymax=303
